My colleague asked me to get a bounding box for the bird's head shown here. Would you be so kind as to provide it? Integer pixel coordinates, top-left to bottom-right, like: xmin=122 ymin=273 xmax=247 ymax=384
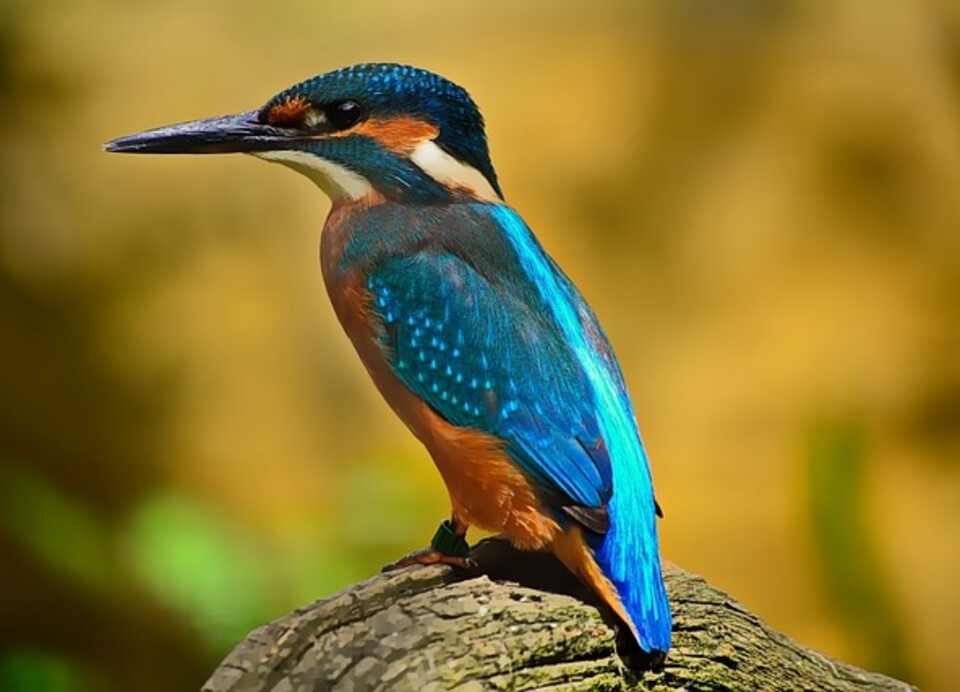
xmin=105 ymin=63 xmax=502 ymax=205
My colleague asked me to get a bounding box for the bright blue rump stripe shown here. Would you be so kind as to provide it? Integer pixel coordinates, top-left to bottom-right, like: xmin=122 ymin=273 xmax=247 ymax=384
xmin=485 ymin=204 xmax=672 ymax=652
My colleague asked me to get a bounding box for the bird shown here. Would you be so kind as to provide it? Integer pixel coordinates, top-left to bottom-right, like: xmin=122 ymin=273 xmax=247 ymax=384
xmin=105 ymin=62 xmax=672 ymax=658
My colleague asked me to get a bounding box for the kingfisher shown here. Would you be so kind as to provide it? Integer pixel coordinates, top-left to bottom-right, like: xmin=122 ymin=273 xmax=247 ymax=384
xmin=105 ymin=63 xmax=672 ymax=657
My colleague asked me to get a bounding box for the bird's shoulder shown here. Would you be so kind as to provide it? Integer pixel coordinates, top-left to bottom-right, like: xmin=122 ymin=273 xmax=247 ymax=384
xmin=335 ymin=201 xmax=543 ymax=292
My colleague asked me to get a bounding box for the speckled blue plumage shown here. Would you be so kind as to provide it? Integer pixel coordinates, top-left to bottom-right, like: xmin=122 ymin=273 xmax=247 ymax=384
xmin=368 ymin=247 xmax=611 ymax=508
xmin=338 ymin=200 xmax=672 ymax=652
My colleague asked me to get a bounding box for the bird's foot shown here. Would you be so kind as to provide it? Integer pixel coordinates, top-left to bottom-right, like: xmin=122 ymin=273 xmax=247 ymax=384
xmin=382 ymin=549 xmax=476 ymax=571
xmin=382 ymin=519 xmax=475 ymax=572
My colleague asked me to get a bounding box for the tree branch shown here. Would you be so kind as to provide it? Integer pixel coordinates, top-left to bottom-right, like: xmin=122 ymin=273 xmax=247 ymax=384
xmin=203 ymin=538 xmax=914 ymax=691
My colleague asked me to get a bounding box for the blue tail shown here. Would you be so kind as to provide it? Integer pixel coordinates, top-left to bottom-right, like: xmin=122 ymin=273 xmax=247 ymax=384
xmin=589 ymin=512 xmax=672 ymax=653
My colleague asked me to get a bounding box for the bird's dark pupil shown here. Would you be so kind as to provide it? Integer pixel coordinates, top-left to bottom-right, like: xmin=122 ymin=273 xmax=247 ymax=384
xmin=328 ymin=100 xmax=363 ymax=130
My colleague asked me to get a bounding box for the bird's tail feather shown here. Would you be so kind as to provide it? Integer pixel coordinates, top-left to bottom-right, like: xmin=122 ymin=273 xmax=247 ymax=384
xmin=553 ymin=526 xmax=672 ymax=654
xmin=589 ymin=528 xmax=672 ymax=654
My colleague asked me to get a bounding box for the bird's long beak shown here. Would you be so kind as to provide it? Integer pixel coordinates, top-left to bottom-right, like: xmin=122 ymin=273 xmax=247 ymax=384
xmin=104 ymin=110 xmax=290 ymax=154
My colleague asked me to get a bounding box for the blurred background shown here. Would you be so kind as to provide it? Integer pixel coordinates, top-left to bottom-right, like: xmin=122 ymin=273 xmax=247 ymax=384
xmin=0 ymin=0 xmax=957 ymax=689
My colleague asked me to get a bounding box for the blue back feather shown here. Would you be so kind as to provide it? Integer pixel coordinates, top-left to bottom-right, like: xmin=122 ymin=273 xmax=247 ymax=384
xmin=486 ymin=206 xmax=671 ymax=652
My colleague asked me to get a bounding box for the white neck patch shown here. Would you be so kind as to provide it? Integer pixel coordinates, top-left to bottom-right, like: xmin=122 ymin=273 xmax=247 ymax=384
xmin=409 ymin=140 xmax=500 ymax=202
xmin=251 ymin=150 xmax=373 ymax=203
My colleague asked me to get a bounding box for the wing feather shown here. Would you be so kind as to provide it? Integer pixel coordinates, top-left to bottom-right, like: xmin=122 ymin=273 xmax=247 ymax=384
xmin=367 ymin=252 xmax=612 ymax=511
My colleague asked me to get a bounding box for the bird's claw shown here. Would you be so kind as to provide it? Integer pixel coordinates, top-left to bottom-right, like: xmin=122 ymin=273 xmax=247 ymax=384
xmin=382 ymin=518 xmax=475 ymax=572
xmin=381 ymin=549 xmax=477 ymax=572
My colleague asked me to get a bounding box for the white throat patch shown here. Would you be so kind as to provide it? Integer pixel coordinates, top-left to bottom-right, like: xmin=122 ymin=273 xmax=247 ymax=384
xmin=409 ymin=140 xmax=500 ymax=202
xmin=251 ymin=150 xmax=373 ymax=202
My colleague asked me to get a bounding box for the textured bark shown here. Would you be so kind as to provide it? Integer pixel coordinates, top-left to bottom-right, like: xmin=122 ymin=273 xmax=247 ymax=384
xmin=203 ymin=538 xmax=914 ymax=692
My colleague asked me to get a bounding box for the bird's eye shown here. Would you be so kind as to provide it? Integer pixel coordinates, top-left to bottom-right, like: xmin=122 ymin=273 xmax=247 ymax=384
xmin=327 ymin=100 xmax=366 ymax=131
xmin=263 ymin=96 xmax=367 ymax=133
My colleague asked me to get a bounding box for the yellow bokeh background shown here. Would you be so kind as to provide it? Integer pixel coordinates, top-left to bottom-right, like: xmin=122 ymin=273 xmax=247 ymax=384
xmin=1 ymin=1 xmax=957 ymax=690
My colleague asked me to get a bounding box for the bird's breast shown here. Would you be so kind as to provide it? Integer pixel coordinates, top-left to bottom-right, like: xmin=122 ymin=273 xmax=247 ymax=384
xmin=320 ymin=200 xmax=436 ymax=446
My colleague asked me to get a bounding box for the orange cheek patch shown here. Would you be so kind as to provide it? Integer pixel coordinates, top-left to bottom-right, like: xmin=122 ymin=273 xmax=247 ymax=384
xmin=267 ymin=95 xmax=311 ymax=126
xmin=351 ymin=117 xmax=439 ymax=154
